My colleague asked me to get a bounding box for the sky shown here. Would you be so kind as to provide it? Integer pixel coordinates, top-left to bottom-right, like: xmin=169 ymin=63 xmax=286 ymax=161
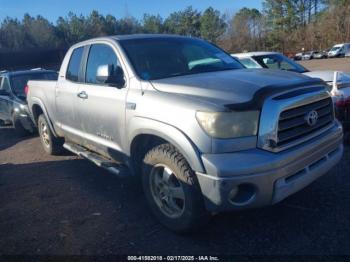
xmin=0 ymin=0 xmax=263 ymax=23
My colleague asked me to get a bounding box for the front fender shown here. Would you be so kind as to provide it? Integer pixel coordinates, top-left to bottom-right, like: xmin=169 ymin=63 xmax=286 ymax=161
xmin=128 ymin=117 xmax=205 ymax=173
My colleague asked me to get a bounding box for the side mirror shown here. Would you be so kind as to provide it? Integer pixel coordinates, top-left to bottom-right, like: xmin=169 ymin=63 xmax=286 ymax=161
xmin=0 ymin=89 xmax=9 ymax=96
xmin=96 ymin=64 xmax=125 ymax=88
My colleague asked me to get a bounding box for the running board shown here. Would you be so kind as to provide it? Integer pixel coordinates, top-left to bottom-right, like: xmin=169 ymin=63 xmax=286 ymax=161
xmin=63 ymin=142 xmax=129 ymax=177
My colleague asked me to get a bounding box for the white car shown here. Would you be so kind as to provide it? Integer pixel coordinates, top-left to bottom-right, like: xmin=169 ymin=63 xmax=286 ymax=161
xmin=302 ymin=51 xmax=315 ymax=60
xmin=328 ymin=43 xmax=350 ymax=58
xmin=232 ymin=51 xmax=350 ymax=105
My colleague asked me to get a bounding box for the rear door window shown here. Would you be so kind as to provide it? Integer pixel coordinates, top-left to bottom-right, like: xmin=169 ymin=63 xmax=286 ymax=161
xmin=66 ymin=47 xmax=84 ymax=82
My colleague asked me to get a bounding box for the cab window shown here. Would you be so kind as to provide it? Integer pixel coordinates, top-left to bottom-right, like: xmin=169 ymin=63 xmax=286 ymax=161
xmin=66 ymin=47 xmax=84 ymax=82
xmin=85 ymin=44 xmax=120 ymax=85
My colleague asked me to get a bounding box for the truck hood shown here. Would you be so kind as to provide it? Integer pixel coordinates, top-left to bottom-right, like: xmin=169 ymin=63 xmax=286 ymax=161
xmin=150 ymin=69 xmax=323 ymax=108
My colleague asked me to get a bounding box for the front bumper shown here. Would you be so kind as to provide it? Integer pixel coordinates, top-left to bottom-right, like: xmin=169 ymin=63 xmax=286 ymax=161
xmin=196 ymin=122 xmax=343 ymax=212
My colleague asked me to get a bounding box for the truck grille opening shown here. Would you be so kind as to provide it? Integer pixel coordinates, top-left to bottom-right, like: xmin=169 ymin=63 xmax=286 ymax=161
xmin=277 ymin=97 xmax=334 ymax=147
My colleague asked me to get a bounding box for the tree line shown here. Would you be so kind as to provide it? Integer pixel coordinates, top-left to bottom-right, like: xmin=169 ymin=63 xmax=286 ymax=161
xmin=0 ymin=0 xmax=349 ymax=54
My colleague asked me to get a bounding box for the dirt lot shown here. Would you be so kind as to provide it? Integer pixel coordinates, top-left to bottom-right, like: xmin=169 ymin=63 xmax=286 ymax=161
xmin=1 ymin=58 xmax=350 ymax=256
xmin=299 ymin=57 xmax=350 ymax=73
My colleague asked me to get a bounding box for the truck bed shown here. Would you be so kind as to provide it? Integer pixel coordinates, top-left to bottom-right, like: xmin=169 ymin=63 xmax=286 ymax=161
xmin=27 ymin=80 xmax=58 ymax=124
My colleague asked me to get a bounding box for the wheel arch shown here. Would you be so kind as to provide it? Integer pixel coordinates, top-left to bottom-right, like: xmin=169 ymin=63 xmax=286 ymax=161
xmin=30 ymin=98 xmax=58 ymax=137
xmin=128 ymin=118 xmax=205 ymax=174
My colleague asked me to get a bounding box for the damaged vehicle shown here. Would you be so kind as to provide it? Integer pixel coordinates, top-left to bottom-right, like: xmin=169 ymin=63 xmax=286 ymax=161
xmin=0 ymin=69 xmax=58 ymax=136
xmin=27 ymin=35 xmax=343 ymax=232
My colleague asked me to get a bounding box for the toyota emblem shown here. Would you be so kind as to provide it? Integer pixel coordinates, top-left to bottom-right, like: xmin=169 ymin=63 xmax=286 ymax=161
xmin=305 ymin=110 xmax=319 ymax=127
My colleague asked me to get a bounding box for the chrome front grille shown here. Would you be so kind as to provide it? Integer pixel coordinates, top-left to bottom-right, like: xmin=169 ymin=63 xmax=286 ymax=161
xmin=257 ymin=86 xmax=334 ymax=152
xmin=277 ymin=97 xmax=334 ymax=147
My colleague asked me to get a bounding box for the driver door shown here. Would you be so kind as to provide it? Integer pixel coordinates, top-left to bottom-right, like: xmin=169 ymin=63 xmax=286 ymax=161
xmin=76 ymin=43 xmax=128 ymax=158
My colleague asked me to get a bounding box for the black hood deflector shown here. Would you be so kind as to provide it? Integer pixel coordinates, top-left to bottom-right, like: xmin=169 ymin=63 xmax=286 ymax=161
xmin=224 ymin=79 xmax=326 ymax=111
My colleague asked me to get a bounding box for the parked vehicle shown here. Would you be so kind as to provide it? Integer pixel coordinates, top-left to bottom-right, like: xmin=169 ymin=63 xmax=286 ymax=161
xmin=302 ymin=51 xmax=316 ymax=60
xmin=313 ymin=51 xmax=327 ymax=59
xmin=232 ymin=52 xmax=350 ymax=104
xmin=0 ymin=69 xmax=58 ymax=136
xmin=331 ymin=72 xmax=350 ymax=143
xmin=294 ymin=52 xmax=304 ymax=60
xmin=27 ymin=35 xmax=343 ymax=232
xmin=328 ymin=43 xmax=350 ymax=58
xmin=345 ymin=48 xmax=350 ymax=57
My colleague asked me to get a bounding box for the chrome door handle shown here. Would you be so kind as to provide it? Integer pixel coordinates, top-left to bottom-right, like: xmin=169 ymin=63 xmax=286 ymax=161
xmin=77 ymin=91 xmax=88 ymax=99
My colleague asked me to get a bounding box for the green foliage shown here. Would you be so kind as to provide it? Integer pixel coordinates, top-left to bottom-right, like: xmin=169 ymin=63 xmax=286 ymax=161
xmin=143 ymin=14 xmax=163 ymax=33
xmin=0 ymin=18 xmax=26 ymax=50
xmin=0 ymin=1 xmax=348 ymax=53
xmin=200 ymin=7 xmax=226 ymax=43
xmin=164 ymin=6 xmax=201 ymax=36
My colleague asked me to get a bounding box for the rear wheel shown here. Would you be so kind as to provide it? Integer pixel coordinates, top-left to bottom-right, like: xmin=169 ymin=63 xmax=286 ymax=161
xmin=142 ymin=143 xmax=209 ymax=233
xmin=38 ymin=114 xmax=63 ymax=155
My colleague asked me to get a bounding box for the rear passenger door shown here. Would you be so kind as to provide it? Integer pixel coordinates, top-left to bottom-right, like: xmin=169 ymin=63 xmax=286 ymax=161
xmin=76 ymin=43 xmax=128 ymax=157
xmin=55 ymin=46 xmax=85 ymax=144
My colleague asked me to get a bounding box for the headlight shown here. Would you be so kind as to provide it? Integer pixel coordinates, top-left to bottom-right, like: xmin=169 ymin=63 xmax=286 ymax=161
xmin=196 ymin=111 xmax=260 ymax=139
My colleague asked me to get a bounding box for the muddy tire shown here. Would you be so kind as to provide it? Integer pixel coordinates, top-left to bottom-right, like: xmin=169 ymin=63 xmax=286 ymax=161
xmin=38 ymin=114 xmax=63 ymax=155
xmin=142 ymin=143 xmax=209 ymax=233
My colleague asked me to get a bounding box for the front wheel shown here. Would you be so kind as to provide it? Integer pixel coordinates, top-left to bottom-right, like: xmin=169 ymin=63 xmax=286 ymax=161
xmin=142 ymin=143 xmax=209 ymax=233
xmin=38 ymin=114 xmax=63 ymax=155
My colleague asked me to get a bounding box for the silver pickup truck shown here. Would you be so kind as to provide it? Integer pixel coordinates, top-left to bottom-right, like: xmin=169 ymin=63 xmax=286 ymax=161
xmin=27 ymin=34 xmax=343 ymax=232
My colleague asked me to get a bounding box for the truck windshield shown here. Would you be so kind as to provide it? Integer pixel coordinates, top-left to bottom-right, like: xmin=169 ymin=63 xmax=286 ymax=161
xmin=119 ymin=37 xmax=244 ymax=80
xmin=252 ymin=54 xmax=308 ymax=73
xmin=11 ymin=72 xmax=58 ymax=98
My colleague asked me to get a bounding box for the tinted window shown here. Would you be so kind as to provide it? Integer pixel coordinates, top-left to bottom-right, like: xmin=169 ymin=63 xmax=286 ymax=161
xmin=66 ymin=47 xmax=84 ymax=82
xmin=120 ymin=37 xmax=243 ymax=80
xmin=86 ymin=44 xmax=120 ymax=84
xmin=11 ymin=72 xmax=58 ymax=98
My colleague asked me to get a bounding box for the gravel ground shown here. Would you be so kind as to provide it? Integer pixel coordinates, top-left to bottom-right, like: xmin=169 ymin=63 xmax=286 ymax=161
xmin=299 ymin=57 xmax=350 ymax=73
xmin=1 ymin=58 xmax=350 ymax=256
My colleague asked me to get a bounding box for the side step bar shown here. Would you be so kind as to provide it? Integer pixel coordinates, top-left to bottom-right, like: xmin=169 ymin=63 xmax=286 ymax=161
xmin=63 ymin=142 xmax=129 ymax=177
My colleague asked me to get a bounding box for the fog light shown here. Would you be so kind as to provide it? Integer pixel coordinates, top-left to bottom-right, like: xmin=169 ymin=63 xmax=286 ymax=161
xmin=228 ymin=184 xmax=256 ymax=206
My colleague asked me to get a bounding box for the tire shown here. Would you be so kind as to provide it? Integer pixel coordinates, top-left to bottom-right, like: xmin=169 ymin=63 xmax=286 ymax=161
xmin=142 ymin=143 xmax=209 ymax=233
xmin=38 ymin=114 xmax=63 ymax=155
xmin=13 ymin=115 xmax=31 ymax=137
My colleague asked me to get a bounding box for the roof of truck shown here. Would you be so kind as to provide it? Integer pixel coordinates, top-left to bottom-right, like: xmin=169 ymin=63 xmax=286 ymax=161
xmin=69 ymin=34 xmax=201 ymax=49
xmin=111 ymin=34 xmax=191 ymax=41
